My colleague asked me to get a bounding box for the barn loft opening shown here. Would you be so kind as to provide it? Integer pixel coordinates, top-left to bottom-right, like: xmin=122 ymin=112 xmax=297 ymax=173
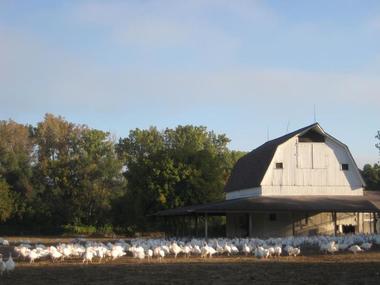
xmin=298 ymin=128 xmax=326 ymax=143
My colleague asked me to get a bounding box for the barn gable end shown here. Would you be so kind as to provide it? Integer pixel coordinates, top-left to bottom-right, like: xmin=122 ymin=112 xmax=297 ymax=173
xmin=226 ymin=123 xmax=365 ymax=199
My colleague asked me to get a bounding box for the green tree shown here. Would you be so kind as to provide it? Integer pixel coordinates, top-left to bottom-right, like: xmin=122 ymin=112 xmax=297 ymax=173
xmin=361 ymin=164 xmax=380 ymax=190
xmin=0 ymin=177 xmax=13 ymax=222
xmin=32 ymin=114 xmax=125 ymax=228
xmin=116 ymin=127 xmax=166 ymax=229
xmin=0 ymin=178 xmax=13 ymax=222
xmin=117 ymin=125 xmax=244 ymax=231
xmin=0 ymin=120 xmax=34 ymax=220
xmin=31 ymin=114 xmax=80 ymax=227
xmin=361 ymin=131 xmax=380 ymax=191
xmin=72 ymin=129 xmax=125 ymax=226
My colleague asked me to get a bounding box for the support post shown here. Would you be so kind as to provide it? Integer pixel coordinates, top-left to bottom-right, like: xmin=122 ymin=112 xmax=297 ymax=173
xmin=374 ymin=212 xmax=378 ymax=234
xmin=175 ymin=216 xmax=179 ymax=237
xmin=357 ymin=212 xmax=360 ymax=233
xmin=195 ymin=214 xmax=198 ymax=237
xmin=204 ymin=213 xmax=208 ymax=239
xmin=291 ymin=213 xmax=295 ymax=236
xmin=362 ymin=212 xmax=365 ymax=233
xmin=332 ymin=212 xmax=337 ymax=236
xmin=183 ymin=216 xmax=186 ymax=236
xmin=248 ymin=213 xmax=253 ymax=237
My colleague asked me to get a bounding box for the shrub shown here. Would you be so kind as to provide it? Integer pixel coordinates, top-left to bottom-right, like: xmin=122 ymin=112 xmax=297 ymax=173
xmin=62 ymin=224 xmax=97 ymax=235
xmin=97 ymin=224 xmax=114 ymax=235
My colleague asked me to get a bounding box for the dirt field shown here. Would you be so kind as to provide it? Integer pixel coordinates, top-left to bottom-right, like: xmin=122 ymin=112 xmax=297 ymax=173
xmin=1 ymin=240 xmax=380 ymax=285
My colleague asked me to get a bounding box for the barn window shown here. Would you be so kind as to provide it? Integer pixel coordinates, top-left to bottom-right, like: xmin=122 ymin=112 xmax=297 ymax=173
xmin=275 ymin=162 xmax=283 ymax=169
xmin=341 ymin=163 xmax=349 ymax=171
xmin=269 ymin=213 xmax=277 ymax=221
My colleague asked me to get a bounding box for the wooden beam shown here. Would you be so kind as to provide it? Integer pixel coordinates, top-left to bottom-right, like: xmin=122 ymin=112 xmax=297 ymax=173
xmin=356 ymin=212 xmax=360 ymax=233
xmin=195 ymin=214 xmax=198 ymax=237
xmin=362 ymin=213 xmax=364 ymax=234
xmin=205 ymin=213 xmax=208 ymax=239
xmin=175 ymin=216 xmax=179 ymax=237
xmin=248 ymin=213 xmax=253 ymax=237
xmin=184 ymin=216 xmax=187 ymax=236
xmin=374 ymin=212 xmax=378 ymax=234
xmin=333 ymin=212 xmax=337 ymax=236
xmin=292 ymin=213 xmax=295 ymax=236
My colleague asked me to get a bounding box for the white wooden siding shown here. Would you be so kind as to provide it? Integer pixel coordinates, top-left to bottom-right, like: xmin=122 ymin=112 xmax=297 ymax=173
xmin=260 ymin=136 xmax=363 ymax=196
xmin=312 ymin=143 xmax=327 ymax=169
xmin=298 ymin=143 xmax=312 ymax=169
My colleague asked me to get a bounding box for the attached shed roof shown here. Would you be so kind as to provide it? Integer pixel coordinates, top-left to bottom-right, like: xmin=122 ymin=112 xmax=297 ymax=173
xmin=155 ymin=192 xmax=380 ymax=216
xmin=224 ymin=123 xmax=319 ymax=193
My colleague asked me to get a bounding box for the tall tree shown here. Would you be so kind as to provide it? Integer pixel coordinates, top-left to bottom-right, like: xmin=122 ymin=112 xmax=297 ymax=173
xmin=117 ymin=125 xmax=244 ymax=230
xmin=31 ymin=114 xmax=80 ymax=226
xmin=0 ymin=178 xmax=13 ymax=222
xmin=116 ymin=127 xmax=166 ymax=228
xmin=72 ymin=129 xmax=125 ymax=226
xmin=361 ymin=131 xmax=380 ymax=191
xmin=0 ymin=120 xmax=34 ymax=220
xmin=32 ymin=114 xmax=125 ymax=228
xmin=361 ymin=164 xmax=380 ymax=191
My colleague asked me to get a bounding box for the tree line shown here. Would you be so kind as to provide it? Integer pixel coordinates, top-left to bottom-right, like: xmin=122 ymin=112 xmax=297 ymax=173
xmin=0 ymin=114 xmax=379 ymax=235
xmin=360 ymin=131 xmax=380 ymax=191
xmin=0 ymin=114 xmax=245 ymax=234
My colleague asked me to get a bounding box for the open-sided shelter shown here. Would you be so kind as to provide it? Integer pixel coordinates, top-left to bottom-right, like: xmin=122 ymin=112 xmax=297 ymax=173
xmin=156 ymin=123 xmax=380 ymax=238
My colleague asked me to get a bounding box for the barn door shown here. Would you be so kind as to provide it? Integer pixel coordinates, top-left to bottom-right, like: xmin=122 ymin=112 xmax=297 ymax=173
xmin=312 ymin=143 xmax=327 ymax=169
xmin=297 ymin=143 xmax=312 ymax=169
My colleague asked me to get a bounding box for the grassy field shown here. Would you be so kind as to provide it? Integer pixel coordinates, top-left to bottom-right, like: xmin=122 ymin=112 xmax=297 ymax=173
xmin=1 ymin=238 xmax=380 ymax=284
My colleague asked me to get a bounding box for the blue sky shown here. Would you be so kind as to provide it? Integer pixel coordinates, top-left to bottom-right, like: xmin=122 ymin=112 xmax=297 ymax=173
xmin=1 ymin=0 xmax=380 ymax=167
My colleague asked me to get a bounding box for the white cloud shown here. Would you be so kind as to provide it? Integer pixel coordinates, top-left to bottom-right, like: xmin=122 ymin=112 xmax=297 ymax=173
xmin=1 ymin=2 xmax=380 ymax=116
xmin=1 ymin=1 xmax=379 ymax=167
xmin=1 ymin=26 xmax=380 ymax=115
xmin=73 ymin=0 xmax=276 ymax=55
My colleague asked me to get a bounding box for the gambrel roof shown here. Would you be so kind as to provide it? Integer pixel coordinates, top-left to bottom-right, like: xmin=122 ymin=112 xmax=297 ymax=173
xmin=224 ymin=123 xmax=364 ymax=193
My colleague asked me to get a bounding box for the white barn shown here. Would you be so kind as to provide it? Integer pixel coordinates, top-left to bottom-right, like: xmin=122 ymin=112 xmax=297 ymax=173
xmin=157 ymin=123 xmax=380 ymax=238
xmin=226 ymin=123 xmax=364 ymax=199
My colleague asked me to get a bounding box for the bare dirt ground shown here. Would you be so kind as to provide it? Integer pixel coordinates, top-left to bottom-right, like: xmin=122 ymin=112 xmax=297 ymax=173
xmin=1 ymin=238 xmax=380 ymax=285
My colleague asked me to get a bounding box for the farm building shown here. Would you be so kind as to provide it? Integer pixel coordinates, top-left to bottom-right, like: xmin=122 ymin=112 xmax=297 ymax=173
xmin=157 ymin=123 xmax=380 ymax=238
